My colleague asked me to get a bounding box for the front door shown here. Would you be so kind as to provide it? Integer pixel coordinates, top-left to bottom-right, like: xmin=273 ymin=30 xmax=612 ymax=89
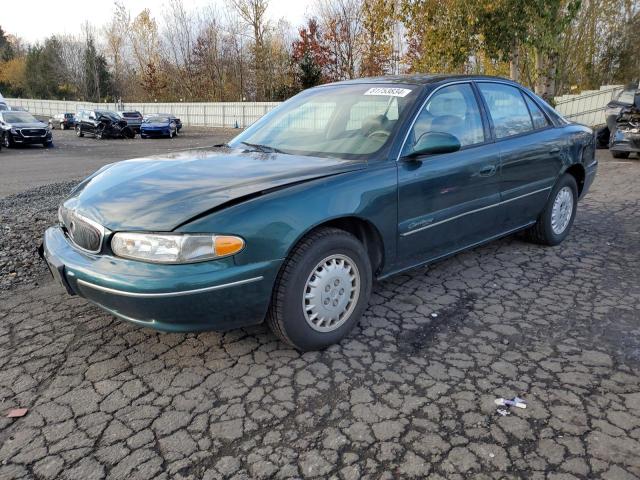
xmin=397 ymin=82 xmax=502 ymax=269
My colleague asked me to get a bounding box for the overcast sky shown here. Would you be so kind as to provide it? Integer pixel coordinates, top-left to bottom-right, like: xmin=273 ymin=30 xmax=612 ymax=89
xmin=2 ymin=0 xmax=314 ymax=43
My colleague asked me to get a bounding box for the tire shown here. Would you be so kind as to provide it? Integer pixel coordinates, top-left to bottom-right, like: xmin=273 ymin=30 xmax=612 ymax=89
xmin=267 ymin=227 xmax=372 ymax=351
xmin=611 ymin=151 xmax=630 ymax=159
xmin=60 ymin=123 xmax=66 ymax=130
xmin=49 ymin=122 xmax=54 ymax=130
xmin=42 ymin=140 xmax=53 ymax=148
xmin=523 ymin=174 xmax=578 ymax=246
xmin=76 ymin=126 xmax=84 ymax=137
xmin=169 ymin=129 xmax=175 ymax=139
xmin=3 ymin=132 xmax=13 ymax=148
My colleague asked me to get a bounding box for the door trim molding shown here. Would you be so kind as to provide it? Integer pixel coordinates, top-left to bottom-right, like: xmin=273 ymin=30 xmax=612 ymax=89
xmin=401 ymin=186 xmax=552 ymax=237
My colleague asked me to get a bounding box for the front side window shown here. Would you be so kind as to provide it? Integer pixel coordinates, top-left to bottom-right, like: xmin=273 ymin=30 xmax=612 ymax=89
xmin=478 ymin=83 xmax=533 ymax=138
xmin=229 ymin=84 xmax=419 ymax=159
xmin=403 ymin=83 xmax=485 ymax=155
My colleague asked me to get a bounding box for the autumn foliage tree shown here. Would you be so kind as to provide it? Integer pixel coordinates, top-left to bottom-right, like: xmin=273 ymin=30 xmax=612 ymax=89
xmin=292 ymin=19 xmax=329 ymax=88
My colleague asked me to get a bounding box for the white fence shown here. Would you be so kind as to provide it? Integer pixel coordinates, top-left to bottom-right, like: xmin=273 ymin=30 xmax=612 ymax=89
xmin=553 ymin=85 xmax=623 ymax=126
xmin=6 ymin=84 xmax=625 ymax=128
xmin=4 ymin=98 xmax=281 ymax=129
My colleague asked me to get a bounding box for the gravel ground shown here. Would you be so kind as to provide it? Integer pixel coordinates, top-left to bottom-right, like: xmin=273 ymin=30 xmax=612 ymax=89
xmin=0 ymin=149 xmax=639 ymax=479
xmin=0 ymin=181 xmax=79 ymax=291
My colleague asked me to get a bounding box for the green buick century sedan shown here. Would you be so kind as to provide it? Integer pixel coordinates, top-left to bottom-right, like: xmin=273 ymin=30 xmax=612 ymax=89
xmin=42 ymin=75 xmax=597 ymax=351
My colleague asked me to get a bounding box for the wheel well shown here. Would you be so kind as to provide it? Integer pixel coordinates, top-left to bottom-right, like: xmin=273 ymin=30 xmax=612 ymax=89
xmin=308 ymin=217 xmax=385 ymax=276
xmin=565 ymin=164 xmax=585 ymax=195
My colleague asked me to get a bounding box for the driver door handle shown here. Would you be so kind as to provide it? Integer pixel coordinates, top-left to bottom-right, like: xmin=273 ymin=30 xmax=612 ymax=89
xmin=479 ymin=165 xmax=497 ymax=177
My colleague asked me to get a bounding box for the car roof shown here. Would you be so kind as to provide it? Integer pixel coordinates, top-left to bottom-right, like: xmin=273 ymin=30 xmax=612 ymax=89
xmin=325 ymin=74 xmax=514 ymax=87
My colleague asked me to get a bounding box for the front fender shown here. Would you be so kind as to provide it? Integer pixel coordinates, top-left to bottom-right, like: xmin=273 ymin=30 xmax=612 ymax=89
xmin=178 ymin=163 xmax=399 ymax=274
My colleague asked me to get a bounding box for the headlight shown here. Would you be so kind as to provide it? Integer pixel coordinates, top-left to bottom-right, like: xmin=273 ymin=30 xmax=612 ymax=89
xmin=111 ymin=233 xmax=244 ymax=264
xmin=10 ymin=127 xmax=17 ymax=134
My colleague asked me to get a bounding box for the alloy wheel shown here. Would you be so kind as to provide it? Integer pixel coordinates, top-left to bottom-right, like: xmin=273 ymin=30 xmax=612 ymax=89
xmin=302 ymin=254 xmax=361 ymax=332
xmin=551 ymin=186 xmax=574 ymax=235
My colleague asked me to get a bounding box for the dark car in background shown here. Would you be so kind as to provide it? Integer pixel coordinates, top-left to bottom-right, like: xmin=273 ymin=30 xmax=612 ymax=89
xmin=49 ymin=113 xmax=76 ymax=130
xmin=1 ymin=111 xmax=53 ymax=148
xmin=596 ymin=84 xmax=640 ymax=148
xmin=610 ymin=102 xmax=640 ymax=158
xmin=140 ymin=115 xmax=178 ymax=138
xmin=117 ymin=111 xmax=143 ymax=133
xmin=76 ymin=110 xmax=135 ymax=139
xmin=43 ymin=75 xmax=596 ymax=351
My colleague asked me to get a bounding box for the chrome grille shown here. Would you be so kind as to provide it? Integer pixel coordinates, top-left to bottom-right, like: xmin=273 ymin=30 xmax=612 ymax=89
xmin=60 ymin=207 xmax=104 ymax=253
xmin=20 ymin=128 xmax=46 ymax=137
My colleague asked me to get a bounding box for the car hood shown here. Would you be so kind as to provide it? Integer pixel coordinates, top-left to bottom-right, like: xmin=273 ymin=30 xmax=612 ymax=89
xmin=63 ymin=148 xmax=367 ymax=231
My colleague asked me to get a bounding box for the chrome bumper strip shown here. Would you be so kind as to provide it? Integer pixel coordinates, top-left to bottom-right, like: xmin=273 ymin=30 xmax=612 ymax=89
xmin=76 ymin=276 xmax=264 ymax=298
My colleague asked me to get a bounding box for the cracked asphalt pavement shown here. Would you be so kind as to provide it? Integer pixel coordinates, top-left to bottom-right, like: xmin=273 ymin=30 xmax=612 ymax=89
xmin=1 ymin=142 xmax=639 ymax=479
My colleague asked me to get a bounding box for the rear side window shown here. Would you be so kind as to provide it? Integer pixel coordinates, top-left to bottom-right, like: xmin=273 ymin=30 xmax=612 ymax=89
xmin=478 ymin=83 xmax=533 ymax=138
xmin=523 ymin=94 xmax=550 ymax=129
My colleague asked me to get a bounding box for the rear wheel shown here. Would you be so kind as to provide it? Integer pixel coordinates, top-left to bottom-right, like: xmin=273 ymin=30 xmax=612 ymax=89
xmin=267 ymin=227 xmax=372 ymax=351
xmin=60 ymin=122 xmax=66 ymax=130
xmin=76 ymin=126 xmax=84 ymax=137
xmin=524 ymin=174 xmax=578 ymax=246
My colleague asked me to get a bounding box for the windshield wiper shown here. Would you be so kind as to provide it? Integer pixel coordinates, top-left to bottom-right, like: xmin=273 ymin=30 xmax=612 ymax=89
xmin=239 ymin=141 xmax=285 ymax=154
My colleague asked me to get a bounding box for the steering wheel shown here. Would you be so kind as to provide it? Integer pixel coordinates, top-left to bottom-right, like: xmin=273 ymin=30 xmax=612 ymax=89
xmin=367 ymin=130 xmax=390 ymax=140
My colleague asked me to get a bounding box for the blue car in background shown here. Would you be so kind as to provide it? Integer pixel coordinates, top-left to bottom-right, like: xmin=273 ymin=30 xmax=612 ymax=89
xmin=140 ymin=115 xmax=178 ymax=138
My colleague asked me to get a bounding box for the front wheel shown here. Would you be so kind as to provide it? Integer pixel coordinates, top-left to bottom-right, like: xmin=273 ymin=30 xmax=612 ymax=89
xmin=524 ymin=174 xmax=578 ymax=246
xmin=76 ymin=126 xmax=84 ymax=137
xmin=3 ymin=132 xmax=12 ymax=148
xmin=267 ymin=227 xmax=372 ymax=351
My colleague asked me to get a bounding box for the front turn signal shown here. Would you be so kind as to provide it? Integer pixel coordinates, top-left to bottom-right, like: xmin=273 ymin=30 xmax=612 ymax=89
xmin=214 ymin=235 xmax=245 ymax=257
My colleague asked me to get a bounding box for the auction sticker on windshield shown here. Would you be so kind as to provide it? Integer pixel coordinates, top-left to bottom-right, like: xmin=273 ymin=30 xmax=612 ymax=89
xmin=364 ymin=87 xmax=412 ymax=97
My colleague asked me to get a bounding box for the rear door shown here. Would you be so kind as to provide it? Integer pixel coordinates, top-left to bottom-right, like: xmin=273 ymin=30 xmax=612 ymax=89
xmin=476 ymin=82 xmax=564 ymax=230
xmin=396 ymin=82 xmax=501 ymax=268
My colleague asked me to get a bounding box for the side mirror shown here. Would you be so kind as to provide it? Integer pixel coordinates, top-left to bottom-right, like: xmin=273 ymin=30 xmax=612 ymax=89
xmin=406 ymin=132 xmax=461 ymax=158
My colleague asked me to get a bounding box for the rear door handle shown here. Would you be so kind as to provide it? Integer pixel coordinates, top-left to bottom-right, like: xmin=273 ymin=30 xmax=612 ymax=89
xmin=479 ymin=165 xmax=497 ymax=177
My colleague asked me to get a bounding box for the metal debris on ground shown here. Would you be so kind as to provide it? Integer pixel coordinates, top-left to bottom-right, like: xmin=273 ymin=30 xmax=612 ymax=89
xmin=496 ymin=408 xmax=510 ymax=416
xmin=494 ymin=396 xmax=527 ymax=409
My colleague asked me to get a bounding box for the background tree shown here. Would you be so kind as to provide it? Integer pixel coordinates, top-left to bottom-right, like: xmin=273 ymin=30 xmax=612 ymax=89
xmin=232 ymin=0 xmax=270 ymax=100
xmin=361 ymin=0 xmax=397 ymax=76
xmin=401 ymin=0 xmax=477 ymax=74
xmin=292 ymin=19 xmax=329 ymax=89
xmin=103 ymin=1 xmax=131 ymax=100
xmin=316 ymin=0 xmax=363 ymax=81
xmin=130 ymin=10 xmax=166 ymax=100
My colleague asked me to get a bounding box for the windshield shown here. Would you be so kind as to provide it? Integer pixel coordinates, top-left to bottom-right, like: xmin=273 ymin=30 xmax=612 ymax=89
xmin=146 ymin=116 xmax=169 ymax=123
xmin=229 ymin=84 xmax=419 ymax=159
xmin=618 ymin=90 xmax=638 ymax=105
xmin=96 ymin=111 xmax=120 ymax=121
xmin=2 ymin=112 xmax=38 ymax=123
